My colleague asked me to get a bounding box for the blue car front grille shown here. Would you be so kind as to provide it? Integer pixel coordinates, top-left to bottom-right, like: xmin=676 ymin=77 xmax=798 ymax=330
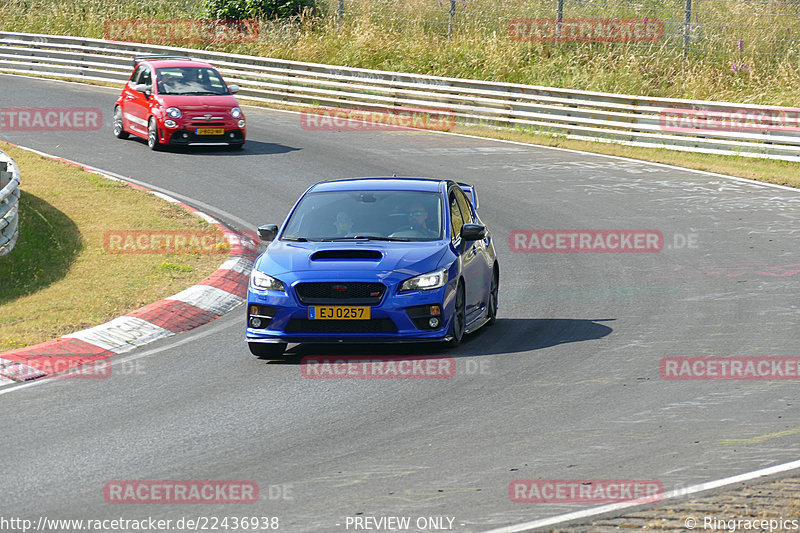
xmin=294 ymin=282 xmax=386 ymax=305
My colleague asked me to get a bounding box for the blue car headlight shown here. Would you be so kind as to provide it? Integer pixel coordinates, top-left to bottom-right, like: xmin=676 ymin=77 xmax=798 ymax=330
xmin=399 ymin=268 xmax=448 ymax=292
xmin=250 ymin=270 xmax=285 ymax=292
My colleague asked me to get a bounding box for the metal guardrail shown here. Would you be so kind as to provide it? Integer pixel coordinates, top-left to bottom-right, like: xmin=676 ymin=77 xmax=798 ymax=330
xmin=2 ymin=30 xmax=800 ymax=162
xmin=0 ymin=149 xmax=20 ymax=257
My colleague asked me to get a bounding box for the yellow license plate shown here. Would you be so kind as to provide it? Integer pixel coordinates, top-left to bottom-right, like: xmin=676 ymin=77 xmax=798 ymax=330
xmin=309 ymin=306 xmax=371 ymax=320
xmin=195 ymin=128 xmax=225 ymax=135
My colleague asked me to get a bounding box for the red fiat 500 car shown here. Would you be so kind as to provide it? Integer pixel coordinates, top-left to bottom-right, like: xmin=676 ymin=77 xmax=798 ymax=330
xmin=113 ymin=55 xmax=246 ymax=150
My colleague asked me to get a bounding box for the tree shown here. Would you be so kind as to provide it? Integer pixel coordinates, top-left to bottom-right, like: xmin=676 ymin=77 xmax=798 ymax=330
xmin=205 ymin=0 xmax=316 ymax=20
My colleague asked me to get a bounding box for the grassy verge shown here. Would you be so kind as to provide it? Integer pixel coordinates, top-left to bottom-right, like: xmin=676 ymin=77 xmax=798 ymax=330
xmin=2 ymin=0 xmax=800 ymax=106
xmin=0 ymin=143 xmax=226 ymax=352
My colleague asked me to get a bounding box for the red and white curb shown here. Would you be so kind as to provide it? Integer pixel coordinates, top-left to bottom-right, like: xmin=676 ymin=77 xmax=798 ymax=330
xmin=0 ymin=144 xmax=259 ymax=384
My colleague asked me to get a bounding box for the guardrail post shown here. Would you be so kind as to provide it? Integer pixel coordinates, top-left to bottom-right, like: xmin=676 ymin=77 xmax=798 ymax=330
xmin=336 ymin=0 xmax=344 ymax=30
xmin=682 ymin=0 xmax=692 ymax=60
xmin=556 ymin=0 xmax=564 ymax=40
xmin=448 ymin=0 xmax=456 ymax=36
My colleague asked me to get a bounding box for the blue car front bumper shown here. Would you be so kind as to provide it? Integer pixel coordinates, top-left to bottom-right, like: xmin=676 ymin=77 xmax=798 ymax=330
xmin=246 ymin=273 xmax=457 ymax=344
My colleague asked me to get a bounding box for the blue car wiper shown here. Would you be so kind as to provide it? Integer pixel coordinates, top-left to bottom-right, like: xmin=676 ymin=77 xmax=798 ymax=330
xmin=324 ymin=236 xmax=410 ymax=242
xmin=282 ymin=236 xmax=311 ymax=242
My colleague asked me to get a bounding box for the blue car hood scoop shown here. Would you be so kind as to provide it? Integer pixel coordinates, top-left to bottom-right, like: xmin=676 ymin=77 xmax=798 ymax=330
xmin=310 ymin=249 xmax=382 ymax=260
xmin=260 ymin=241 xmax=447 ymax=276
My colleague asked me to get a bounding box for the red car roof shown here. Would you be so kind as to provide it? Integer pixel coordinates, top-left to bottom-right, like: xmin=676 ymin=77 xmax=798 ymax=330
xmin=136 ymin=59 xmax=215 ymax=69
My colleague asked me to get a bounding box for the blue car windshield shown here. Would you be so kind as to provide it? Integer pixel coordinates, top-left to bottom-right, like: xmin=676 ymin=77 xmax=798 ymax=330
xmin=282 ymin=190 xmax=443 ymax=242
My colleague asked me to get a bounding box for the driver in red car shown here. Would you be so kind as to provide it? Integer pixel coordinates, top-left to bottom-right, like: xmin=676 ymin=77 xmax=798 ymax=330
xmin=157 ymin=71 xmax=180 ymax=94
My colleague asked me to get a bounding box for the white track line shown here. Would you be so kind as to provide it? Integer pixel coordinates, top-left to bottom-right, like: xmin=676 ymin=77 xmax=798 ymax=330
xmin=484 ymin=458 xmax=800 ymax=532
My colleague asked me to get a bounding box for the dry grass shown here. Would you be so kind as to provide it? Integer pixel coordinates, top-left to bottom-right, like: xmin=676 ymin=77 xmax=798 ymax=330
xmin=2 ymin=0 xmax=800 ymax=105
xmin=0 ymin=143 xmax=226 ymax=352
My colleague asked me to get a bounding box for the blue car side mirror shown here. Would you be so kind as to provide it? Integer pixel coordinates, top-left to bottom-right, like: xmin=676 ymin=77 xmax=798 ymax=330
xmin=257 ymin=224 xmax=279 ymax=242
xmin=460 ymin=223 xmax=486 ymax=241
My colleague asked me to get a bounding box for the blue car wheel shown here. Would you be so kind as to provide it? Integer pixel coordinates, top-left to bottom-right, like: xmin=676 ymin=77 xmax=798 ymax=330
xmin=488 ymin=266 xmax=499 ymax=326
xmin=447 ymin=281 xmax=466 ymax=347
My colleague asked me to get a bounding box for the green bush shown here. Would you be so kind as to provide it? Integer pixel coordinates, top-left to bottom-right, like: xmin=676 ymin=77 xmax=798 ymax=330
xmin=205 ymin=0 xmax=316 ymax=19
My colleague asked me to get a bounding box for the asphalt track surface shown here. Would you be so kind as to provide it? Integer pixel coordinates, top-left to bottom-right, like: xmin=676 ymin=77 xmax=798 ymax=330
xmin=1 ymin=74 xmax=799 ymax=532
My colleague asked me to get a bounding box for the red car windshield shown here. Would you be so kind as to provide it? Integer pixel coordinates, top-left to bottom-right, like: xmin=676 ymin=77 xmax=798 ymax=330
xmin=155 ymin=67 xmax=229 ymax=96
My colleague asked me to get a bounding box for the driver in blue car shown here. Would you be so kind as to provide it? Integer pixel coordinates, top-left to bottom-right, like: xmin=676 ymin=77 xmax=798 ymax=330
xmin=335 ymin=211 xmax=354 ymax=236
xmin=407 ymin=202 xmax=437 ymax=237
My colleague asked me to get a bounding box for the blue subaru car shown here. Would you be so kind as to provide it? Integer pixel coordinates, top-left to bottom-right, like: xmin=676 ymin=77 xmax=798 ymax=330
xmin=246 ymin=177 xmax=499 ymax=358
